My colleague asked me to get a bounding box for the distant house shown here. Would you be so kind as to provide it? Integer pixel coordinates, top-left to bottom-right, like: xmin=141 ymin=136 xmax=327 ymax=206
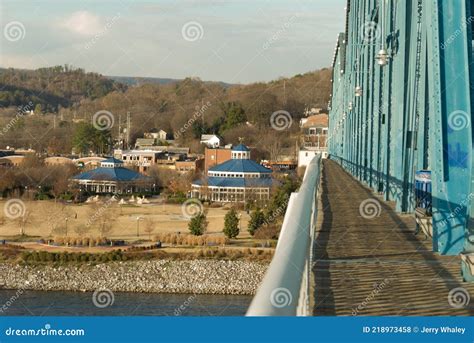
xmin=200 ymin=134 xmax=222 ymax=148
xmin=144 ymin=129 xmax=168 ymax=141
xmin=157 ymin=130 xmax=168 ymax=141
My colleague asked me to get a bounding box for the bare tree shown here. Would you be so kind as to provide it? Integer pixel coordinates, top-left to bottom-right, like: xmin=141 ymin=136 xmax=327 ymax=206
xmin=143 ymin=218 xmax=155 ymax=240
xmin=15 ymin=211 xmax=31 ymax=236
xmin=87 ymin=203 xmax=118 ymax=238
xmin=74 ymin=224 xmax=91 ymax=237
xmin=265 ymin=133 xmax=283 ymax=161
xmin=40 ymin=202 xmax=74 ymax=236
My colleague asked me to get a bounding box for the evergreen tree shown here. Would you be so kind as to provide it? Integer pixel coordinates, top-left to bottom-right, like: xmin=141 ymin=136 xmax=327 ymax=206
xmin=265 ymin=177 xmax=300 ymax=222
xmin=222 ymin=102 xmax=246 ymax=131
xmin=248 ymin=208 xmax=266 ymax=236
xmin=188 ymin=213 xmax=207 ymax=236
xmin=223 ymin=208 xmax=240 ymax=238
xmin=72 ymin=122 xmax=111 ymax=155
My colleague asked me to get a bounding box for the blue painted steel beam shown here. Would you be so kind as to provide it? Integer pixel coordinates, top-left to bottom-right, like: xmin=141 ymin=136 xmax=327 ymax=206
xmin=329 ymin=0 xmax=474 ymax=268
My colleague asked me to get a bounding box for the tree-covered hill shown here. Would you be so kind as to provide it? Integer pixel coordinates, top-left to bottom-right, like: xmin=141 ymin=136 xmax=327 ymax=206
xmin=0 ymin=66 xmax=126 ymax=112
xmin=0 ymin=66 xmax=331 ymax=157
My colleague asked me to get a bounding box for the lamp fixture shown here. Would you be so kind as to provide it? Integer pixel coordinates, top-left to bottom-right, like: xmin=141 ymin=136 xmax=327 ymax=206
xmin=376 ymin=49 xmax=389 ymax=66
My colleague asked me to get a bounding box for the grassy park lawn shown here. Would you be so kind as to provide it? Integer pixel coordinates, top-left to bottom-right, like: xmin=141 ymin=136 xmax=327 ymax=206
xmin=0 ymin=199 xmax=276 ymax=256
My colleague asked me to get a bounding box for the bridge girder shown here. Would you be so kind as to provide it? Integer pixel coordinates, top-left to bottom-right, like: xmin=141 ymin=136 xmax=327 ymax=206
xmin=328 ymin=0 xmax=474 ymax=271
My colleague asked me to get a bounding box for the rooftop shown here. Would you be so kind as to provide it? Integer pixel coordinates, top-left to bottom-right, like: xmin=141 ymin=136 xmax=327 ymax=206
xmin=301 ymin=114 xmax=329 ymax=129
xmin=72 ymin=166 xmax=148 ymax=182
xmin=232 ymin=144 xmax=250 ymax=152
xmin=209 ymin=159 xmax=271 ymax=173
xmin=201 ymin=134 xmax=221 ymax=140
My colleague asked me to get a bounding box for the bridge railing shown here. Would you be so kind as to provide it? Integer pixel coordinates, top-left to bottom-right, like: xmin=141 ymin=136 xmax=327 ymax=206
xmin=246 ymin=154 xmax=322 ymax=316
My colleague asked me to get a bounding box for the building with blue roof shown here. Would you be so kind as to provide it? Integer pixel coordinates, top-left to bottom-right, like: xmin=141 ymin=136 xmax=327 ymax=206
xmin=70 ymin=158 xmax=154 ymax=194
xmin=191 ymin=144 xmax=273 ymax=203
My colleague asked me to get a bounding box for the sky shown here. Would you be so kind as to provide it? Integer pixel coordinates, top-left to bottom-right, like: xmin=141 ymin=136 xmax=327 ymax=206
xmin=0 ymin=0 xmax=346 ymax=84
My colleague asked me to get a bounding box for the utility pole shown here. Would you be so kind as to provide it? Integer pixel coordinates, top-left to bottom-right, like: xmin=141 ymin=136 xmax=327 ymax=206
xmin=126 ymin=112 xmax=131 ymax=149
xmin=201 ymin=98 xmax=204 ymax=123
xmin=118 ymin=113 xmax=122 ymax=148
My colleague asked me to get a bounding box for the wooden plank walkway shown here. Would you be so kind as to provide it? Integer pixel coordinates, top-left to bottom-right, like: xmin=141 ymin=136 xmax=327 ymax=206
xmin=312 ymin=160 xmax=474 ymax=316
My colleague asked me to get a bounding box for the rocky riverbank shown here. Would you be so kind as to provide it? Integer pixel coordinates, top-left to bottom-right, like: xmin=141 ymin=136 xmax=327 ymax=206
xmin=0 ymin=260 xmax=268 ymax=295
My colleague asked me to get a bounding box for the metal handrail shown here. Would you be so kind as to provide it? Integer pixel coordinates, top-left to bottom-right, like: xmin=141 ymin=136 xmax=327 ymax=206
xmin=246 ymin=154 xmax=322 ymax=316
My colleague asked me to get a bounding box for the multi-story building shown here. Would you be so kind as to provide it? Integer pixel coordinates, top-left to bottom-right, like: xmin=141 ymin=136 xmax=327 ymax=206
xmin=114 ymin=149 xmax=159 ymax=173
xmin=300 ymin=114 xmax=329 ymax=149
xmin=298 ymin=114 xmax=329 ymax=166
xmin=191 ymin=144 xmax=273 ymax=203
xmin=204 ymin=147 xmax=232 ymax=172
xmin=175 ymin=158 xmax=204 ymax=173
xmin=114 ymin=148 xmax=195 ymax=174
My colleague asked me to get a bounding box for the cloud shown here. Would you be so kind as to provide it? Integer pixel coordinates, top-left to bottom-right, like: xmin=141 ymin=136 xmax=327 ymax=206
xmin=60 ymin=11 xmax=102 ymax=36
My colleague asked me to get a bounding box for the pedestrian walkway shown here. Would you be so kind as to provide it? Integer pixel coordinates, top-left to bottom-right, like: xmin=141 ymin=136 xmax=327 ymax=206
xmin=312 ymin=160 xmax=474 ymax=316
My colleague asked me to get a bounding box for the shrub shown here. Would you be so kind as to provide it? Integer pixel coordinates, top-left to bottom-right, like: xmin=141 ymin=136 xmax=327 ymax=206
xmin=31 ymin=251 xmax=40 ymax=261
xmin=168 ymin=235 xmax=176 ymax=245
xmin=38 ymin=251 xmax=48 ymax=262
xmin=47 ymin=253 xmax=55 ymax=262
xmin=21 ymin=251 xmax=31 ymax=261
xmin=176 ymin=234 xmax=185 ymax=245
xmin=60 ymin=252 xmax=68 ymax=263
xmin=254 ymin=225 xmax=280 ymax=240
xmin=216 ymin=250 xmax=227 ymax=258
xmin=54 ymin=237 xmax=64 ymax=245
xmin=82 ymin=237 xmax=90 ymax=247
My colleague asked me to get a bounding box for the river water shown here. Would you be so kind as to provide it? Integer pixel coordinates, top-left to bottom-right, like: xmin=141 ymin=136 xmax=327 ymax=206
xmin=0 ymin=290 xmax=252 ymax=316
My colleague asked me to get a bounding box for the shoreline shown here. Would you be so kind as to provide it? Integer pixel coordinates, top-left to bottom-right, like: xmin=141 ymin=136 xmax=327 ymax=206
xmin=0 ymin=260 xmax=268 ymax=296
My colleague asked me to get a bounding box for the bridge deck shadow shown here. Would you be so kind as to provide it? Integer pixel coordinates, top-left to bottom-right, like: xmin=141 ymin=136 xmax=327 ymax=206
xmin=311 ymin=160 xmax=474 ymax=316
